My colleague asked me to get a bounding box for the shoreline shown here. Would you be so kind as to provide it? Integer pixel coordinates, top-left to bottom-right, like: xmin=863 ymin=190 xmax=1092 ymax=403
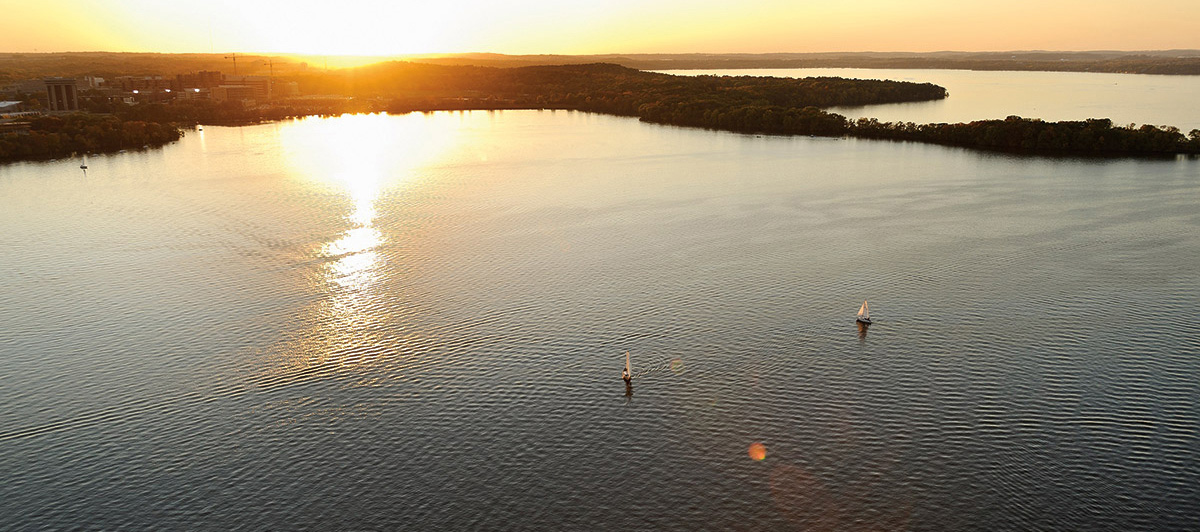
xmin=5 ymin=108 xmax=1197 ymax=167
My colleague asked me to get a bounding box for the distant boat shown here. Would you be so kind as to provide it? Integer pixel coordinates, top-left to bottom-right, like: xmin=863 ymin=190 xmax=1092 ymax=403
xmin=79 ymin=155 xmax=88 ymax=170
xmin=856 ymin=300 xmax=871 ymax=324
xmin=622 ymin=351 xmax=632 ymax=383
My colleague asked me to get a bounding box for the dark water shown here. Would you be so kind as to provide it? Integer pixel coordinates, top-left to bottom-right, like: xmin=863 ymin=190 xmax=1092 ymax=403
xmin=2 ymin=110 xmax=1198 ymax=530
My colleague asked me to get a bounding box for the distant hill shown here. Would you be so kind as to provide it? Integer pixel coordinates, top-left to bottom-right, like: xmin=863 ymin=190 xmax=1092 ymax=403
xmin=4 ymin=50 xmax=1200 ymax=87
xmin=408 ymin=51 xmax=1200 ymax=75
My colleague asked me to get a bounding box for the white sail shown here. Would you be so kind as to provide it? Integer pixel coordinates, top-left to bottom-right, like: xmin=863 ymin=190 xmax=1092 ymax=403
xmin=624 ymin=351 xmax=632 ymax=379
xmin=857 ymin=301 xmax=869 ymax=320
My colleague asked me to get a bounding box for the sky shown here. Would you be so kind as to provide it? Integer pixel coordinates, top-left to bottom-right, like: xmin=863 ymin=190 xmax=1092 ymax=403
xmin=3 ymin=0 xmax=1198 ymax=56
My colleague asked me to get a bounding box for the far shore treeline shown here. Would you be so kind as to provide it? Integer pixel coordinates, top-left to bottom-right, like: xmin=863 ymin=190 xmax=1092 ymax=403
xmin=2 ymin=61 xmax=1199 ymax=162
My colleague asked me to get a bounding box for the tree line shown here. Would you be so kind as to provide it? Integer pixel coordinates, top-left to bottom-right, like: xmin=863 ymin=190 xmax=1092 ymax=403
xmin=347 ymin=62 xmax=1200 ymax=155
xmin=335 ymin=62 xmax=948 ymax=111
xmin=0 ymin=114 xmax=181 ymax=162
xmin=849 ymin=116 xmax=1200 ymax=155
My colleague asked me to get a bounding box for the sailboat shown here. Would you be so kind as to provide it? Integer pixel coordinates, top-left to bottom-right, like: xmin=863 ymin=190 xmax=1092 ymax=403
xmin=856 ymin=300 xmax=872 ymax=324
xmin=622 ymin=351 xmax=632 ymax=383
xmin=79 ymin=154 xmax=88 ymax=170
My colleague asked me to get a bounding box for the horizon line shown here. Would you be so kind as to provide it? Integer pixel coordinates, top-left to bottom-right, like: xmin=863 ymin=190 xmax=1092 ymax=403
xmin=5 ymin=49 xmax=1200 ymax=58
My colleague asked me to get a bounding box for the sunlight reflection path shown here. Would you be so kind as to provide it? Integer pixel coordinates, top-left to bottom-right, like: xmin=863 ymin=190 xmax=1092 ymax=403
xmin=264 ymin=113 xmax=461 ymax=380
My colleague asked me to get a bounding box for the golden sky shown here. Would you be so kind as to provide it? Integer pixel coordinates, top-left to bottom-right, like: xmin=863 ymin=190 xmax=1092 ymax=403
xmin=4 ymin=0 xmax=1198 ymax=55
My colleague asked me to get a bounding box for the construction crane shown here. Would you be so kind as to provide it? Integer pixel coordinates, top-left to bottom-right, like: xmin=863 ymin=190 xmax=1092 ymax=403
xmin=224 ymin=53 xmax=237 ymax=75
xmin=264 ymin=59 xmax=274 ymax=100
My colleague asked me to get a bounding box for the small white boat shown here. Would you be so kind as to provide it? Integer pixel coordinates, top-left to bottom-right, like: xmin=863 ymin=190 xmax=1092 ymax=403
xmin=79 ymin=155 xmax=88 ymax=170
xmin=622 ymin=351 xmax=632 ymax=383
xmin=856 ymin=300 xmax=871 ymax=324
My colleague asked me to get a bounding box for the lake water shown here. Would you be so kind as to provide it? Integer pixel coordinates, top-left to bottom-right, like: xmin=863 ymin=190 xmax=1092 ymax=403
xmin=2 ymin=96 xmax=1199 ymax=528
xmin=661 ymin=68 xmax=1200 ymax=132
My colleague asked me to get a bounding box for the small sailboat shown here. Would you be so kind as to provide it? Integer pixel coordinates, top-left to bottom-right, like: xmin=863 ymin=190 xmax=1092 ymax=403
xmin=622 ymin=351 xmax=632 ymax=383
xmin=856 ymin=300 xmax=871 ymax=324
xmin=79 ymin=155 xmax=88 ymax=170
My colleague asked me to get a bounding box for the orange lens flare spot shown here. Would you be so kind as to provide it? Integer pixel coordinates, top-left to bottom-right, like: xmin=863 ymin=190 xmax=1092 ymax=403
xmin=748 ymin=442 xmax=767 ymax=461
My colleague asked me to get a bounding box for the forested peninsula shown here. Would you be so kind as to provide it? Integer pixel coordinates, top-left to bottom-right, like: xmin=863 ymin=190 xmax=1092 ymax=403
xmin=3 ymin=62 xmax=1199 ymax=162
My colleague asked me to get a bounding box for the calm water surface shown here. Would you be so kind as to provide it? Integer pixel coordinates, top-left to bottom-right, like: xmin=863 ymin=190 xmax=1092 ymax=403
xmin=662 ymin=68 xmax=1200 ymax=131
xmin=2 ymin=109 xmax=1199 ymax=530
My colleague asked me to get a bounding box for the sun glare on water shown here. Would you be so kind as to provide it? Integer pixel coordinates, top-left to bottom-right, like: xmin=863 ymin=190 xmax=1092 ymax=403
xmin=273 ymin=112 xmax=460 ymax=372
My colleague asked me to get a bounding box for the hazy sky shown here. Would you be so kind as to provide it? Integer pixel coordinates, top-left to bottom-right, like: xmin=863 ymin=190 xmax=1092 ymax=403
xmin=4 ymin=0 xmax=1198 ymax=55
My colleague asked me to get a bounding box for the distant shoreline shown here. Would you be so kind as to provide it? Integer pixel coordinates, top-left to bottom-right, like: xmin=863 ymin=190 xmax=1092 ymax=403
xmin=407 ymin=51 xmax=1200 ymax=76
xmin=3 ymin=63 xmax=1198 ymax=163
xmin=3 ymin=108 xmax=1198 ymax=165
xmin=3 ymin=51 xmax=1200 ymax=84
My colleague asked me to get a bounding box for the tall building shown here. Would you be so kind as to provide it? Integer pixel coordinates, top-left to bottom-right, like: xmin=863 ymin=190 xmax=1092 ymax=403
xmin=108 ymin=76 xmax=172 ymax=93
xmin=45 ymin=78 xmax=79 ymax=112
xmin=211 ymin=85 xmax=258 ymax=104
xmin=175 ymin=71 xmax=224 ymax=90
xmin=222 ymin=76 xmax=271 ymax=101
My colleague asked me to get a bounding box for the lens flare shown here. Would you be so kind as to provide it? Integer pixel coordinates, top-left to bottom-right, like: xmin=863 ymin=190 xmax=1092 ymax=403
xmin=749 ymin=442 xmax=767 ymax=461
xmin=669 ymin=358 xmax=685 ymax=374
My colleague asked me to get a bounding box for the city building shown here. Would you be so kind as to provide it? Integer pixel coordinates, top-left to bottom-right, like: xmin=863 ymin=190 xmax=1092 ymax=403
xmin=108 ymin=76 xmax=172 ymax=93
xmin=0 ymin=101 xmax=29 ymax=113
xmin=222 ymin=75 xmax=270 ymax=101
xmin=44 ymin=78 xmax=79 ymax=112
xmin=4 ymin=79 xmax=49 ymax=94
xmin=275 ymin=81 xmax=300 ymax=98
xmin=176 ymin=87 xmax=212 ymax=101
xmin=211 ymin=85 xmax=257 ymax=104
xmin=0 ymin=120 xmax=32 ymax=135
xmin=0 ymin=101 xmax=39 ymax=123
xmin=175 ymin=71 xmax=224 ymax=90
